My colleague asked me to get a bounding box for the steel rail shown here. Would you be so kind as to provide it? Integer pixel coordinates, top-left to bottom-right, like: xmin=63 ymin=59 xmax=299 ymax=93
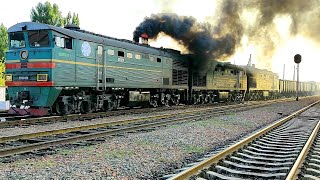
xmin=286 ymin=121 xmax=320 ymax=180
xmin=0 ymin=98 xmax=291 ymax=128
xmin=169 ymin=100 xmax=320 ymax=180
xmin=0 ymin=101 xmax=276 ymax=143
xmin=0 ymin=104 xmax=251 ymax=158
xmin=0 ymin=99 xmax=282 ymax=158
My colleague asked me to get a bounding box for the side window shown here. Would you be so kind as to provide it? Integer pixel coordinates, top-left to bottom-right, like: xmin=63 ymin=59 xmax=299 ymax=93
xmin=166 ymin=59 xmax=171 ymax=64
xmin=55 ymin=37 xmax=72 ymax=49
xmin=150 ymin=56 xmax=155 ymax=62
xmin=97 ymin=46 xmax=103 ymax=55
xmin=127 ymin=52 xmax=133 ymax=59
xmin=107 ymin=49 xmax=114 ymax=56
xmin=65 ymin=38 xmax=72 ymax=49
xmin=142 ymin=54 xmax=149 ymax=59
xmin=118 ymin=51 xmax=124 ymax=57
xmin=135 ymin=54 xmax=141 ymax=59
xmin=157 ymin=58 xmax=161 ymax=63
xmin=55 ymin=37 xmax=65 ymax=48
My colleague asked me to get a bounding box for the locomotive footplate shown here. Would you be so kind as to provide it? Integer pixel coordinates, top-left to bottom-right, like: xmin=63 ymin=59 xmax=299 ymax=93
xmin=8 ymin=107 xmax=49 ymax=116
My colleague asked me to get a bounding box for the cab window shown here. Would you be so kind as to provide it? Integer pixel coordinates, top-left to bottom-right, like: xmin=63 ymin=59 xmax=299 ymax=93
xmin=9 ymin=32 xmax=25 ymax=49
xmin=55 ymin=37 xmax=72 ymax=49
xmin=55 ymin=37 xmax=65 ymax=48
xmin=28 ymin=30 xmax=50 ymax=47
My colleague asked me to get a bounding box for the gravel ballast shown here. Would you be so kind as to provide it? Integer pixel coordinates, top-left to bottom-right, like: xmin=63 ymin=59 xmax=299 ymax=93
xmin=0 ymin=97 xmax=319 ymax=179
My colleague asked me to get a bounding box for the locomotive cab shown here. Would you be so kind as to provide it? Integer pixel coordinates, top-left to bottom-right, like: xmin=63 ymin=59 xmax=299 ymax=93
xmin=6 ymin=23 xmax=61 ymax=115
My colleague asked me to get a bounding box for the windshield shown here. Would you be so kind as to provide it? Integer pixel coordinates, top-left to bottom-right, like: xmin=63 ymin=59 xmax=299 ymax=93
xmin=28 ymin=30 xmax=50 ymax=47
xmin=10 ymin=32 xmax=25 ymax=49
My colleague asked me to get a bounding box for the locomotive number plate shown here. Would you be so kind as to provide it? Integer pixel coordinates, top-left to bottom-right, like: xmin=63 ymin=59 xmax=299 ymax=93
xmin=19 ymin=76 xmax=29 ymax=80
xmin=118 ymin=57 xmax=125 ymax=63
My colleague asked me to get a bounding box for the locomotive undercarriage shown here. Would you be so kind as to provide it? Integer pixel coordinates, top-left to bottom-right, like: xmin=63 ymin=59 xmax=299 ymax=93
xmin=50 ymin=88 xmax=248 ymax=115
xmin=10 ymin=87 xmax=299 ymax=116
xmin=51 ymin=87 xmax=188 ymax=115
xmin=192 ymin=90 xmax=217 ymax=104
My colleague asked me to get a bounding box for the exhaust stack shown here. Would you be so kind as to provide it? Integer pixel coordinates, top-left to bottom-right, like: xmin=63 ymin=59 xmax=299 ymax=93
xmin=139 ymin=33 xmax=149 ymax=45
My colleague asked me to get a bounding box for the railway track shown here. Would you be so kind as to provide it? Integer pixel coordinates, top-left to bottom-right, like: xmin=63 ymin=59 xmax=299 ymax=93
xmin=0 ymin=98 xmax=296 ymax=128
xmin=168 ymin=100 xmax=320 ymax=180
xmin=0 ymin=102 xmax=239 ymax=128
xmin=298 ymin=132 xmax=320 ymax=179
xmin=0 ymin=98 xmax=287 ymax=159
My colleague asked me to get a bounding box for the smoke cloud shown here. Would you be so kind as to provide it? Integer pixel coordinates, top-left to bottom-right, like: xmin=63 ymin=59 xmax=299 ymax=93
xmin=133 ymin=0 xmax=320 ymax=68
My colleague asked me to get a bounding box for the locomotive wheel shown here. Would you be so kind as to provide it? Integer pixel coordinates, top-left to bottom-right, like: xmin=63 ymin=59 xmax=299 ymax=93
xmin=174 ymin=99 xmax=179 ymax=106
xmin=108 ymin=99 xmax=118 ymax=110
xmin=80 ymin=101 xmax=92 ymax=113
xmin=193 ymin=95 xmax=200 ymax=104
xmin=54 ymin=102 xmax=63 ymax=115
xmin=163 ymin=99 xmax=169 ymax=106
xmin=171 ymin=98 xmax=179 ymax=106
xmin=62 ymin=104 xmax=72 ymax=115
xmin=150 ymin=99 xmax=158 ymax=108
xmin=55 ymin=102 xmax=72 ymax=115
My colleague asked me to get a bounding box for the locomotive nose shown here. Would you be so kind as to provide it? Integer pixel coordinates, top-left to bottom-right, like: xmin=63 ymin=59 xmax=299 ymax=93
xmin=17 ymin=91 xmax=30 ymax=101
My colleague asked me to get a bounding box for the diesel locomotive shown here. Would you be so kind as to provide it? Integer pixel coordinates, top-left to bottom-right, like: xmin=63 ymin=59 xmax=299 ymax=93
xmin=5 ymin=22 xmax=319 ymax=116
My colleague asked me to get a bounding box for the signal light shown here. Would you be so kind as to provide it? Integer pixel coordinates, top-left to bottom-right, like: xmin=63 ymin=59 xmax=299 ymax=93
xmin=5 ymin=74 xmax=12 ymax=81
xmin=37 ymin=74 xmax=48 ymax=82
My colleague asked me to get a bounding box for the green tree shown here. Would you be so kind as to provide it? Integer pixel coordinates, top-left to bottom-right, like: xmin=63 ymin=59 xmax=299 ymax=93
xmin=64 ymin=12 xmax=80 ymax=26
xmin=71 ymin=13 xmax=80 ymax=26
xmin=0 ymin=23 xmax=7 ymax=62
xmin=30 ymin=1 xmax=64 ymax=26
xmin=0 ymin=23 xmax=7 ymax=86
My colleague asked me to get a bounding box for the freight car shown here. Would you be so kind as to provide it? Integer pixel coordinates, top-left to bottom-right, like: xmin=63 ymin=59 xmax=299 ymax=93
xmin=279 ymin=80 xmax=319 ymax=97
xmin=4 ymin=22 xmax=319 ymax=116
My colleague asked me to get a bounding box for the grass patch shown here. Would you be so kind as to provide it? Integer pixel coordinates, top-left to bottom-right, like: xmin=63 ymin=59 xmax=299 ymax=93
xmin=57 ymin=149 xmax=74 ymax=156
xmin=104 ymin=149 xmax=134 ymax=159
xmin=33 ymin=159 xmax=57 ymax=169
xmin=168 ymin=124 xmax=181 ymax=129
xmin=196 ymin=118 xmax=222 ymax=127
xmin=183 ymin=145 xmax=207 ymax=154
xmin=57 ymin=145 xmax=96 ymax=156
xmin=135 ymin=138 xmax=158 ymax=147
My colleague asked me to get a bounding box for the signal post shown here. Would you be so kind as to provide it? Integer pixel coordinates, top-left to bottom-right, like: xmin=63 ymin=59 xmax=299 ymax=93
xmin=294 ymin=54 xmax=301 ymax=101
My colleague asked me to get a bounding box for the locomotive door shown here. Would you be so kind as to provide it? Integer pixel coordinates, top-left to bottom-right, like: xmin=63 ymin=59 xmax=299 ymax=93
xmin=96 ymin=45 xmax=104 ymax=90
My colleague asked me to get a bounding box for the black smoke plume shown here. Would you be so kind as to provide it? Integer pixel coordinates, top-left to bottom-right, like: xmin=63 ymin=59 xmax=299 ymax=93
xmin=133 ymin=1 xmax=243 ymax=68
xmin=133 ymin=0 xmax=320 ymax=69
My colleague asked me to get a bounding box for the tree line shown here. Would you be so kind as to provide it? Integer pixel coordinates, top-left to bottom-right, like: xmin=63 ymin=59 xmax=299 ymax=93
xmin=0 ymin=1 xmax=81 ymax=61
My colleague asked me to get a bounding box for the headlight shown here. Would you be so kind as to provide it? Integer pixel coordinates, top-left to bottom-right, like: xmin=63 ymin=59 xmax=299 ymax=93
xmin=37 ymin=74 xmax=48 ymax=81
xmin=5 ymin=74 xmax=12 ymax=81
xmin=20 ymin=50 xmax=28 ymax=60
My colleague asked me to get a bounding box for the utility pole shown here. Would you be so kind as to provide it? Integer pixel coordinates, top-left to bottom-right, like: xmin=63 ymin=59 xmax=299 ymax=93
xmin=283 ymin=64 xmax=285 ymax=80
xmin=283 ymin=64 xmax=285 ymax=92
xmin=247 ymin=54 xmax=252 ymax=66
xmin=294 ymin=54 xmax=302 ymax=101
xmin=293 ymin=65 xmax=295 ymax=81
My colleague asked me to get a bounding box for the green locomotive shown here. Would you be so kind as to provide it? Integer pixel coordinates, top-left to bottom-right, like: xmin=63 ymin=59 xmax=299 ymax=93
xmin=5 ymin=22 xmax=318 ymax=116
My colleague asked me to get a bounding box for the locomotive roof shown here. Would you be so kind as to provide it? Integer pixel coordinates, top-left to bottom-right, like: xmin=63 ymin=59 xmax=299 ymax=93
xmin=212 ymin=62 xmax=246 ymax=71
xmin=244 ymin=65 xmax=279 ymax=76
xmin=8 ymin=22 xmax=182 ymax=59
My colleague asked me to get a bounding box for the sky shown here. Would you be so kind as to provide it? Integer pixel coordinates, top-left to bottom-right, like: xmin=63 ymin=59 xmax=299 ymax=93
xmin=1 ymin=0 xmax=319 ymax=82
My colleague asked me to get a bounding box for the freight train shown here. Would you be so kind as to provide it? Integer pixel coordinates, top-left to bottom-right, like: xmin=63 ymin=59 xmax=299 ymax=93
xmin=5 ymin=22 xmax=319 ymax=116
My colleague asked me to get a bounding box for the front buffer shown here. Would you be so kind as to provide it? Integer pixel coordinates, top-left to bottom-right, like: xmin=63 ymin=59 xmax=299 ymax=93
xmin=7 ymin=86 xmax=61 ymax=116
